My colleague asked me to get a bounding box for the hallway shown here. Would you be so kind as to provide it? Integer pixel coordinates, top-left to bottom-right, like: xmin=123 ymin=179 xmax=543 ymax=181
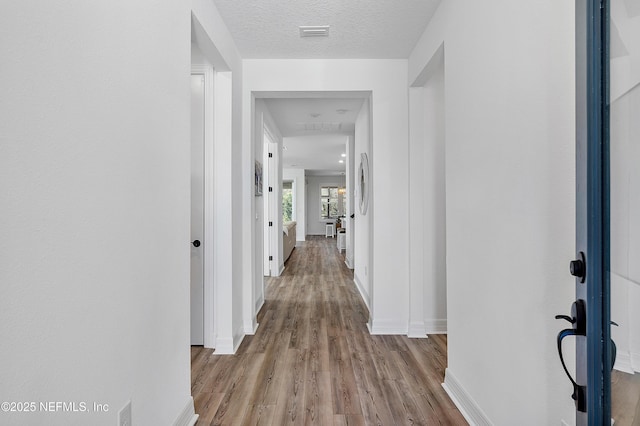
xmin=191 ymin=237 xmax=466 ymax=425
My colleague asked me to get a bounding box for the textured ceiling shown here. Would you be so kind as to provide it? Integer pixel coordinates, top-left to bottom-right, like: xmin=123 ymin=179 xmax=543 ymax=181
xmin=264 ymin=98 xmax=364 ymax=137
xmin=212 ymin=0 xmax=441 ymax=59
xmin=264 ymin=97 xmax=365 ymax=174
xmin=282 ymin=134 xmax=348 ymax=176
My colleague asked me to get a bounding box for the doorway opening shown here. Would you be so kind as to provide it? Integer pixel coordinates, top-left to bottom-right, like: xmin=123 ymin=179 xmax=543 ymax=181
xmin=189 ymin=27 xmax=216 ymax=349
xmin=409 ymin=43 xmax=448 ymax=338
xmin=251 ymin=92 xmax=373 ymax=323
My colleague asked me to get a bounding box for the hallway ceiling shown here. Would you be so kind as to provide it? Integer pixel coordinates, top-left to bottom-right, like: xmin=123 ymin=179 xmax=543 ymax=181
xmin=264 ymin=98 xmax=363 ymax=138
xmin=212 ymin=0 xmax=441 ymax=59
xmin=264 ymin=97 xmax=365 ymax=176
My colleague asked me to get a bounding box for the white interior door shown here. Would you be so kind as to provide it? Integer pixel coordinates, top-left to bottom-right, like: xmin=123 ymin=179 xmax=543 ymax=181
xmin=263 ymin=140 xmax=272 ymax=276
xmin=190 ymin=74 xmax=205 ymax=345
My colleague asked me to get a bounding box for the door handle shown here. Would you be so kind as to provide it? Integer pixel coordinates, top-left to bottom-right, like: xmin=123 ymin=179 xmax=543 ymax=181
xmin=192 ymin=240 xmax=201 ymax=247
xmin=555 ymin=299 xmax=587 ymax=412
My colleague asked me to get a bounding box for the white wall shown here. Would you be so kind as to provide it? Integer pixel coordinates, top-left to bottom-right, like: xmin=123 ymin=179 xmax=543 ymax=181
xmin=353 ymin=99 xmax=372 ymax=311
xmin=283 ymin=168 xmax=306 ymax=241
xmin=345 ymin=134 xmax=356 ymax=269
xmin=254 ymin=99 xmax=284 ymax=288
xmin=243 ymin=60 xmax=410 ymax=335
xmin=0 ymin=1 xmax=200 ymax=424
xmin=306 ymin=175 xmax=347 ymax=235
xmin=408 ymin=46 xmax=447 ymax=337
xmin=191 ymin=0 xmax=244 ymax=354
xmin=610 ymin=14 xmax=640 ymax=373
xmin=409 ymin=1 xmax=576 ymax=424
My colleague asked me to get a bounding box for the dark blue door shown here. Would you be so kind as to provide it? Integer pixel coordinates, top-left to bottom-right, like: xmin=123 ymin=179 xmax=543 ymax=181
xmin=567 ymin=1 xmax=640 ymax=424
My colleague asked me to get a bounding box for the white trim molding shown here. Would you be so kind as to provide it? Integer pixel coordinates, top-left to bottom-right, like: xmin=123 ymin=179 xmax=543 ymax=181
xmin=353 ymin=273 xmax=370 ymax=311
xmin=191 ymin=64 xmax=216 ymax=350
xmin=345 ymin=257 xmax=354 ymax=269
xmin=244 ymin=320 xmax=260 ymax=335
xmin=173 ymin=396 xmax=198 ymax=426
xmin=214 ymin=337 xmax=235 ymax=355
xmin=215 ymin=328 xmax=247 ymax=355
xmin=408 ymin=321 xmax=427 ymax=338
xmin=442 ymin=369 xmax=493 ymax=426
xmin=425 ymin=319 xmax=447 ymax=334
xmin=255 ymin=296 xmax=265 ymax=317
xmin=632 ymin=351 xmax=640 ymax=372
xmin=369 ymin=318 xmax=408 ymax=335
xmin=614 ymin=350 xmax=635 ymax=374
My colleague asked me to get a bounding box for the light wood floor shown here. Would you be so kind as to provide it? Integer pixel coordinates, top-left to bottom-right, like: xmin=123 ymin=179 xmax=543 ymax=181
xmin=191 ymin=236 xmax=467 ymax=425
xmin=613 ymin=370 xmax=640 ymax=425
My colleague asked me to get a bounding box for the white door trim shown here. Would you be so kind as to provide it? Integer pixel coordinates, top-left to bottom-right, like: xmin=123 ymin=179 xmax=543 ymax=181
xmin=191 ymin=64 xmax=215 ymax=349
xmin=263 ymin=131 xmax=282 ymax=276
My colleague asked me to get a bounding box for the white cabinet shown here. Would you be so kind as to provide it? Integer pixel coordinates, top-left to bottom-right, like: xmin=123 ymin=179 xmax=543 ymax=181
xmin=337 ymin=230 xmax=346 ymax=252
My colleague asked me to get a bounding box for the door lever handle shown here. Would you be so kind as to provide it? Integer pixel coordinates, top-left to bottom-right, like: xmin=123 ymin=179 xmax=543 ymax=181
xmin=555 ymin=299 xmax=587 ymax=412
xmin=556 ymin=327 xmax=586 ymax=412
xmin=555 ymin=314 xmax=575 ymax=324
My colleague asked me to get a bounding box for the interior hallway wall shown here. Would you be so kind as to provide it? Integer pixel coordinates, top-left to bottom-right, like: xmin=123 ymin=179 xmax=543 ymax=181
xmin=192 ymin=0 xmax=244 ymax=355
xmin=354 ymin=99 xmax=372 ymax=310
xmin=409 ymin=1 xmax=576 ymax=424
xmin=243 ymin=60 xmax=410 ymax=335
xmin=0 ymin=1 xmax=218 ymax=424
xmin=283 ymin=168 xmax=307 ymax=241
xmin=609 ymin=7 xmax=640 ymax=372
xmin=408 ymin=46 xmax=447 ymax=337
xmin=345 ymin=134 xmax=356 ymax=269
xmin=253 ymin=99 xmax=284 ymax=306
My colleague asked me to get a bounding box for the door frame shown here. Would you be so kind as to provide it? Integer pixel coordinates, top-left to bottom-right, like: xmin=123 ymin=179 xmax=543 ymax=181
xmin=263 ymin=126 xmax=282 ymax=277
xmin=191 ymin=64 xmax=216 ymax=349
xmin=575 ymin=0 xmax=611 ymax=422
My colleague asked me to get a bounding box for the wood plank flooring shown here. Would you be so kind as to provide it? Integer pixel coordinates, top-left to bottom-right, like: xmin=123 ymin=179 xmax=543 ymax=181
xmin=613 ymin=370 xmax=640 ymax=425
xmin=191 ymin=236 xmax=467 ymax=425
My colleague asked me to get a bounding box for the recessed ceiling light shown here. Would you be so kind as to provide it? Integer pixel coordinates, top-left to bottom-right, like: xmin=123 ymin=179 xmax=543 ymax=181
xmin=339 ymin=160 xmax=344 ymax=164
xmin=336 ymin=109 xmax=349 ymax=115
xmin=341 ymin=153 xmax=346 ymax=157
xmin=309 ymin=113 xmax=321 ymax=118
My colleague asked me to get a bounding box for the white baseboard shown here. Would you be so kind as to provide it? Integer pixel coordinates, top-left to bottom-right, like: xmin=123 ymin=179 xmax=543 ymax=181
xmin=369 ymin=318 xmax=408 ymax=335
xmin=255 ymin=296 xmax=264 ymax=317
xmin=173 ymin=396 xmax=198 ymax=426
xmin=204 ymin=333 xmax=216 ymax=350
xmin=408 ymin=321 xmax=427 ymax=338
xmin=353 ymin=273 xmax=370 ymax=311
xmin=345 ymin=256 xmax=354 ymax=269
xmin=214 ymin=336 xmax=235 ymax=355
xmin=215 ymin=326 xmax=247 ymax=355
xmin=234 ymin=325 xmax=246 ymax=351
xmin=614 ymin=350 xmax=635 ymax=374
xmin=631 ymin=351 xmax=640 ymax=372
xmin=442 ymin=369 xmax=493 ymax=426
xmin=278 ymin=264 xmax=285 ymax=276
xmin=243 ymin=322 xmax=259 ymax=335
xmin=425 ymin=319 xmax=447 ymax=334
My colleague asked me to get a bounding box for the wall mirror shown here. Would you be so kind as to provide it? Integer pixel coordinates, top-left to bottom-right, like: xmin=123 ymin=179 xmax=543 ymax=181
xmin=358 ymin=153 xmax=369 ymax=215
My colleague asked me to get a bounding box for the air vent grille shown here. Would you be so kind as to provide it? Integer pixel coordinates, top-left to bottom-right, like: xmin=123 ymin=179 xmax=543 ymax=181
xmin=299 ymin=26 xmax=330 ymax=37
xmin=296 ymin=122 xmax=342 ymax=131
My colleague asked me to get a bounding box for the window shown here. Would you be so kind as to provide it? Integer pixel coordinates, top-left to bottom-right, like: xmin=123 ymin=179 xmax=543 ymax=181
xmin=320 ymin=186 xmax=346 ymax=220
xmin=282 ymin=181 xmax=293 ymax=222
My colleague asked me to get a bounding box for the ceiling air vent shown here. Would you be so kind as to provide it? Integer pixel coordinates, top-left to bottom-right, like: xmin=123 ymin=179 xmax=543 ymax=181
xmin=296 ymin=122 xmax=341 ymax=131
xmin=299 ymin=26 xmax=330 ymax=38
